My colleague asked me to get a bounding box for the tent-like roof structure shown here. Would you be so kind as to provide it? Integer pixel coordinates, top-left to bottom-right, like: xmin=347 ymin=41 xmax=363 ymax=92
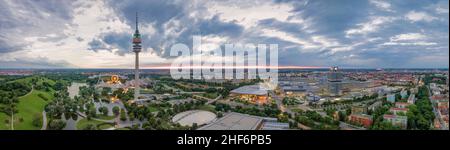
xmin=230 ymin=85 xmax=268 ymax=95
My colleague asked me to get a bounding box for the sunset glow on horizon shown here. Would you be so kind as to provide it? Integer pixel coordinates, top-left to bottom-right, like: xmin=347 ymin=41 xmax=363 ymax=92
xmin=139 ymin=65 xmax=329 ymax=70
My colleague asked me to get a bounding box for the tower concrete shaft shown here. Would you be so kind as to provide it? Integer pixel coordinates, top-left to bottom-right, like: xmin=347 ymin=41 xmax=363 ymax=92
xmin=132 ymin=12 xmax=142 ymax=101
xmin=134 ymin=51 xmax=140 ymax=101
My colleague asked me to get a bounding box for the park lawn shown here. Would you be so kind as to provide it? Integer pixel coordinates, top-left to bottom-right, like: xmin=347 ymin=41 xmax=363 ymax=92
xmin=198 ymin=104 xmax=216 ymax=112
xmin=115 ymin=127 xmax=130 ymax=130
xmin=140 ymin=88 xmax=154 ymax=94
xmin=95 ymin=115 xmax=116 ymax=120
xmin=98 ymin=123 xmax=114 ymax=130
xmin=36 ymin=77 xmax=56 ymax=86
xmin=202 ymin=93 xmax=219 ymax=99
xmin=76 ymin=118 xmax=103 ymax=130
xmin=7 ymin=76 xmax=55 ymax=86
xmin=100 ymin=76 xmax=111 ymax=80
xmin=291 ymin=108 xmax=305 ymax=113
xmin=162 ymin=83 xmax=182 ymax=92
xmin=148 ymin=106 xmax=159 ymax=112
xmin=0 ymin=112 xmax=10 ymax=130
xmin=8 ymin=77 xmax=33 ymax=87
xmin=159 ymin=120 xmax=173 ymax=129
xmin=14 ymin=90 xmax=54 ymax=130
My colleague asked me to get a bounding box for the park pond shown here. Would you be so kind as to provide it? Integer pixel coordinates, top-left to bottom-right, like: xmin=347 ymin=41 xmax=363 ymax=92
xmin=68 ymin=82 xmax=87 ymax=99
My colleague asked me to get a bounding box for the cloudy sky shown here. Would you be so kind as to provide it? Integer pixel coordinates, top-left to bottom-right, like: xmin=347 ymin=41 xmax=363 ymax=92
xmin=0 ymin=0 xmax=448 ymax=69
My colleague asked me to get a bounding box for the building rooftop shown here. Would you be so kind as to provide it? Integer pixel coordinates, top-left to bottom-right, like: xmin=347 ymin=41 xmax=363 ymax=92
xmin=350 ymin=114 xmax=373 ymax=119
xmin=390 ymin=108 xmax=409 ymax=111
xmin=198 ymin=112 xmax=263 ymax=130
xmin=281 ymin=86 xmax=306 ymax=91
xmin=431 ymin=95 xmax=447 ymax=101
xmin=172 ymin=110 xmax=217 ymax=127
xmin=260 ymin=122 xmax=290 ymax=130
xmin=395 ymin=102 xmax=410 ymax=105
xmin=383 ymin=114 xmax=407 ymax=119
xmin=230 ymin=85 xmax=268 ymax=96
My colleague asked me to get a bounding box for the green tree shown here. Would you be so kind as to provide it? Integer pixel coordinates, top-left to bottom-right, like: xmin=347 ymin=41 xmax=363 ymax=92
xmin=48 ymin=119 xmax=66 ymax=130
xmin=217 ymin=112 xmax=223 ymax=118
xmin=129 ymin=113 xmax=135 ymax=121
xmin=120 ymin=109 xmax=127 ymax=121
xmin=338 ymin=111 xmax=347 ymax=122
xmin=88 ymin=107 xmax=97 ymax=119
xmin=83 ymin=124 xmax=98 ymax=130
xmin=191 ymin=123 xmax=198 ymax=130
xmin=32 ymin=114 xmax=43 ymax=127
xmin=101 ymin=87 xmax=112 ymax=97
xmin=98 ymin=106 xmax=108 ymax=116
xmin=53 ymin=82 xmax=65 ymax=91
xmin=112 ymin=106 xmax=120 ymax=116
xmin=416 ymin=116 xmax=430 ymax=130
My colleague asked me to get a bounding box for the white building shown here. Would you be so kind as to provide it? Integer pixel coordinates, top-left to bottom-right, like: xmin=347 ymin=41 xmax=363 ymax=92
xmin=387 ymin=94 xmax=396 ymax=103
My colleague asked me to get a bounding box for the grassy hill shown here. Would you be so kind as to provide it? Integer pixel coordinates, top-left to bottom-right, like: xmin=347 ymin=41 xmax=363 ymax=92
xmin=8 ymin=76 xmax=56 ymax=87
xmin=2 ymin=76 xmax=56 ymax=130
xmin=14 ymin=90 xmax=54 ymax=130
xmin=0 ymin=113 xmax=10 ymax=130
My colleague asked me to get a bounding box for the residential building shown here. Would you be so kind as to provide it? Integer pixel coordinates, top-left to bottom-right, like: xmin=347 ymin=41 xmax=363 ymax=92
xmin=400 ymin=89 xmax=408 ymax=99
xmin=407 ymin=94 xmax=415 ymax=104
xmin=368 ymin=101 xmax=383 ymax=111
xmin=383 ymin=114 xmax=408 ymax=129
xmin=390 ymin=108 xmax=408 ymax=115
xmin=351 ymin=105 xmax=367 ymax=115
xmin=395 ymin=102 xmax=411 ymax=109
xmin=387 ymin=94 xmax=396 ymax=103
xmin=348 ymin=114 xmax=373 ymax=128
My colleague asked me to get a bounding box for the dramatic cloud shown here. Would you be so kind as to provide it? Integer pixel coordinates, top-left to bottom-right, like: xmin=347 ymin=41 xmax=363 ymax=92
xmin=346 ymin=16 xmax=397 ymax=37
xmin=0 ymin=0 xmax=448 ymax=68
xmin=390 ymin=33 xmax=427 ymax=42
xmin=369 ymin=0 xmax=394 ymax=12
xmin=405 ymin=11 xmax=438 ymax=22
xmin=0 ymin=0 xmax=75 ymax=53
xmin=0 ymin=56 xmax=74 ymax=68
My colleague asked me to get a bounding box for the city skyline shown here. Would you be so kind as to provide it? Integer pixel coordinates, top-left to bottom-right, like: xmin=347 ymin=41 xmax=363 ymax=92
xmin=0 ymin=0 xmax=449 ymax=69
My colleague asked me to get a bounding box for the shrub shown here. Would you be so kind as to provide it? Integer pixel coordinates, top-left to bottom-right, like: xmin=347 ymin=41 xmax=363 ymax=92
xmin=38 ymin=93 xmax=49 ymax=101
xmin=32 ymin=114 xmax=43 ymax=127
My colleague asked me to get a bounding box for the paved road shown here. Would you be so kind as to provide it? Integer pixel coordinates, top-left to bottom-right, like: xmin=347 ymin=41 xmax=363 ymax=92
xmin=93 ymin=101 xmax=126 ymax=116
xmin=427 ymin=85 xmax=448 ymax=130
xmin=339 ymin=121 xmax=366 ymax=130
xmin=76 ymin=111 xmax=144 ymax=130
xmin=41 ymin=111 xmax=47 ymax=130
xmin=269 ymin=91 xmax=301 ymax=117
xmin=76 ymin=111 xmax=115 ymax=122
xmin=206 ymin=95 xmax=222 ymax=105
xmin=63 ymin=118 xmax=80 ymax=130
xmin=269 ymin=91 xmax=287 ymax=112
xmin=21 ymin=85 xmax=34 ymax=97
xmin=11 ymin=111 xmax=14 ymax=130
xmin=270 ymin=91 xmax=353 ymax=130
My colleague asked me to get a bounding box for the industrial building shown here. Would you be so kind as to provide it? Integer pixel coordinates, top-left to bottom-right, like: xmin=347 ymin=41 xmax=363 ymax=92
xmin=279 ymin=81 xmax=307 ymax=95
xmin=198 ymin=112 xmax=289 ymax=130
xmin=328 ymin=66 xmax=343 ymax=96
